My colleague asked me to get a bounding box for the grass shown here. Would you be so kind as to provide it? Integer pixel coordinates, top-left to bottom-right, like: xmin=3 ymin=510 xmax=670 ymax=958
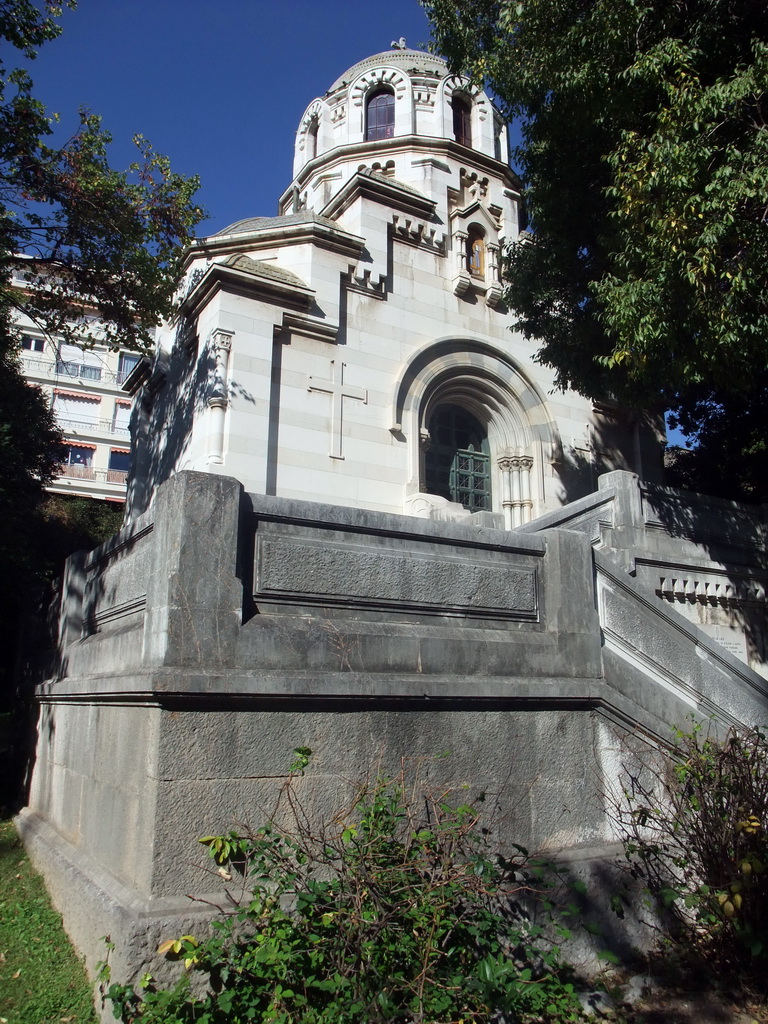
xmin=0 ymin=818 xmax=97 ymax=1024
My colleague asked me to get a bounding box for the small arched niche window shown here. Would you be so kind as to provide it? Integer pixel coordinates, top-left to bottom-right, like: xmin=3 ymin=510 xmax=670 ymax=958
xmin=424 ymin=405 xmax=491 ymax=512
xmin=467 ymin=227 xmax=485 ymax=278
xmin=366 ymin=88 xmax=395 ymax=141
xmin=307 ymin=116 xmax=319 ymax=160
xmin=452 ymin=94 xmax=472 ymax=148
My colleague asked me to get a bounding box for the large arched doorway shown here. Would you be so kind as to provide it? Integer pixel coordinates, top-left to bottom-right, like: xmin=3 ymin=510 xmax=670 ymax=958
xmin=423 ymin=405 xmax=491 ymax=511
xmin=391 ymin=339 xmax=562 ymax=527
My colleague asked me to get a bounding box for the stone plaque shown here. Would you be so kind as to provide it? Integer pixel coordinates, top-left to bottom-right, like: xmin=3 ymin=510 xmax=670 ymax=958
xmin=254 ymin=534 xmax=538 ymax=620
xmin=701 ymin=624 xmax=749 ymax=665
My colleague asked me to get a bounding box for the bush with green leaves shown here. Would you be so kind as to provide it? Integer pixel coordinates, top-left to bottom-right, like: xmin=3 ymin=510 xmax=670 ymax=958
xmin=101 ymin=752 xmax=585 ymax=1023
xmin=619 ymin=722 xmax=768 ymax=973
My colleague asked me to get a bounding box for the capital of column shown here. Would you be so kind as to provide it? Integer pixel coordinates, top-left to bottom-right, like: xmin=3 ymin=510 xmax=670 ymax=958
xmin=210 ymin=328 xmax=234 ymax=352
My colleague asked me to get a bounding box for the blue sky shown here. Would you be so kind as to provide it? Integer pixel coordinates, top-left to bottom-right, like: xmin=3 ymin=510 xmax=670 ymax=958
xmin=26 ymin=0 xmax=434 ymax=234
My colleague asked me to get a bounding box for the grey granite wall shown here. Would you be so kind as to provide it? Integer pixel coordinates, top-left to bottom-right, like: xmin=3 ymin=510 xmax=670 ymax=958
xmin=16 ymin=470 xmax=768 ymax=1010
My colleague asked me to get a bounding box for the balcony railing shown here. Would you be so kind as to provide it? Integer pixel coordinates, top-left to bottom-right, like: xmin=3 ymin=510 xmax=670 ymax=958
xmin=21 ymin=354 xmax=136 ymax=387
xmin=55 ymin=417 xmax=131 ymax=439
xmin=56 ymin=359 xmax=103 ymax=381
xmin=58 ymin=465 xmax=128 ymax=485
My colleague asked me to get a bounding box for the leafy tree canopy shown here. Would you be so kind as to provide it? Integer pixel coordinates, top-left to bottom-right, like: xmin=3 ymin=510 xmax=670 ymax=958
xmin=0 ymin=1 xmax=203 ymax=646
xmin=425 ymin=0 xmax=768 ymax=499
xmin=1 ymin=0 xmax=204 ymax=351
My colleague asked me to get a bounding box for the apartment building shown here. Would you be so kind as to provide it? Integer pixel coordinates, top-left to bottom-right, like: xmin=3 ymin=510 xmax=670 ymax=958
xmin=14 ymin=268 xmax=139 ymax=503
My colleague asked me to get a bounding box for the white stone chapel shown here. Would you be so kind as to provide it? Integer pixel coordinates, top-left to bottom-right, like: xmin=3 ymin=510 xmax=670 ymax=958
xmin=19 ymin=44 xmax=767 ymax=1003
xmin=126 ymin=44 xmax=662 ymax=525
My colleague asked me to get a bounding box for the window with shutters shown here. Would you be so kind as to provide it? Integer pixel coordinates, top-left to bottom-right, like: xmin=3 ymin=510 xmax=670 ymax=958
xmin=52 ymin=392 xmax=101 ymax=430
xmin=112 ymin=401 xmax=131 ymax=436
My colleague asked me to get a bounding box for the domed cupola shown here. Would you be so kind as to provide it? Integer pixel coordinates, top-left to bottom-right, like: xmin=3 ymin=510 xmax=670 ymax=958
xmin=282 ymin=41 xmax=511 ymax=216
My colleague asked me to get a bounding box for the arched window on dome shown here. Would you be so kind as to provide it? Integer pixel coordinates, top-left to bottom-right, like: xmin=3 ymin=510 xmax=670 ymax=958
xmin=366 ymin=88 xmax=395 ymax=141
xmin=467 ymin=227 xmax=485 ymax=278
xmin=423 ymin=405 xmax=491 ymax=512
xmin=307 ymin=116 xmax=319 ymax=160
xmin=452 ymin=94 xmax=472 ymax=148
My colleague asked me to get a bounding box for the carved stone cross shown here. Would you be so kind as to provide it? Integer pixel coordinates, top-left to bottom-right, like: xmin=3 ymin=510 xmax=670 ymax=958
xmin=308 ymin=360 xmax=367 ymax=460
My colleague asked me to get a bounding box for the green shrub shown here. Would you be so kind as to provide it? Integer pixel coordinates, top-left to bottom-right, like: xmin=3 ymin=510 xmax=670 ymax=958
xmin=101 ymin=753 xmax=585 ymax=1023
xmin=619 ymin=722 xmax=768 ymax=972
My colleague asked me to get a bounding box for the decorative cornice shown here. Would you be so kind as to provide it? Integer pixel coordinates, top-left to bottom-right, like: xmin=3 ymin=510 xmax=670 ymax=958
xmin=391 ymin=214 xmax=445 ymax=251
xmin=281 ymin=135 xmax=523 ymax=206
xmin=343 ymin=266 xmax=387 ymax=299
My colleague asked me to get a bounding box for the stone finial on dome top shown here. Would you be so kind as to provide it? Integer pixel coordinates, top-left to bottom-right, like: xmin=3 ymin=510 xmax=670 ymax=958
xmin=391 ymin=37 xmax=407 ymax=49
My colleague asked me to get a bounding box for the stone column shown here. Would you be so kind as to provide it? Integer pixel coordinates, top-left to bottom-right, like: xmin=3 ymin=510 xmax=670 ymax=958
xmin=487 ymin=242 xmax=500 ymax=282
xmin=498 ymin=454 xmax=514 ymax=530
xmin=498 ymin=451 xmax=535 ymax=528
xmin=452 ymin=229 xmax=471 ymax=297
xmin=207 ymin=329 xmax=234 ymax=465
xmin=518 ymin=454 xmax=534 ymax=523
xmin=485 ymin=242 xmax=503 ymax=308
xmin=454 ymin=229 xmax=469 ymax=273
xmin=511 ymin=459 xmax=523 ymax=526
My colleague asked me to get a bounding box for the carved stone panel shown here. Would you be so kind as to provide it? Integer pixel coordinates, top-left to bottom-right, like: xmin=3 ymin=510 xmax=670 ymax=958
xmin=253 ymin=525 xmax=539 ymax=622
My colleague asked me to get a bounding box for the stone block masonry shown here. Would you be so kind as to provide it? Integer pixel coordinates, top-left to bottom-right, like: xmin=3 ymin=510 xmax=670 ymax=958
xmin=17 ymin=470 xmax=768 ymax=1007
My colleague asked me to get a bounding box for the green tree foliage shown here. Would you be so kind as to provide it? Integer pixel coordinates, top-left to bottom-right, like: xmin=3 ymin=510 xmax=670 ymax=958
xmin=618 ymin=723 xmax=768 ymax=975
xmin=0 ymin=341 xmax=60 ymax=581
xmin=33 ymin=493 xmax=125 ymax=572
xmin=664 ymin=374 xmax=768 ymax=502
xmin=425 ymin=0 xmax=768 ymax=499
xmin=0 ymin=1 xmax=202 ymax=683
xmin=0 ymin=0 xmax=202 ymax=532
xmin=1 ymin=0 xmax=204 ymax=350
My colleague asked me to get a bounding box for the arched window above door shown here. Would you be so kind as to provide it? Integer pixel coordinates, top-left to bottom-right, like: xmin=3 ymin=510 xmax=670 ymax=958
xmin=366 ymin=88 xmax=395 ymax=141
xmin=423 ymin=405 xmax=491 ymax=512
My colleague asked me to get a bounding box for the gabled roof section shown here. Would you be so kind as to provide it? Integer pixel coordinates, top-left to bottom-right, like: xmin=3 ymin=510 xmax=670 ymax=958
xmin=217 ymin=211 xmax=341 ymax=236
xmin=192 ymin=212 xmax=365 ymax=262
xmin=180 ymin=254 xmax=315 ymax=319
xmin=452 ymin=199 xmax=502 ymax=236
xmin=223 ymin=254 xmax=306 ymax=289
